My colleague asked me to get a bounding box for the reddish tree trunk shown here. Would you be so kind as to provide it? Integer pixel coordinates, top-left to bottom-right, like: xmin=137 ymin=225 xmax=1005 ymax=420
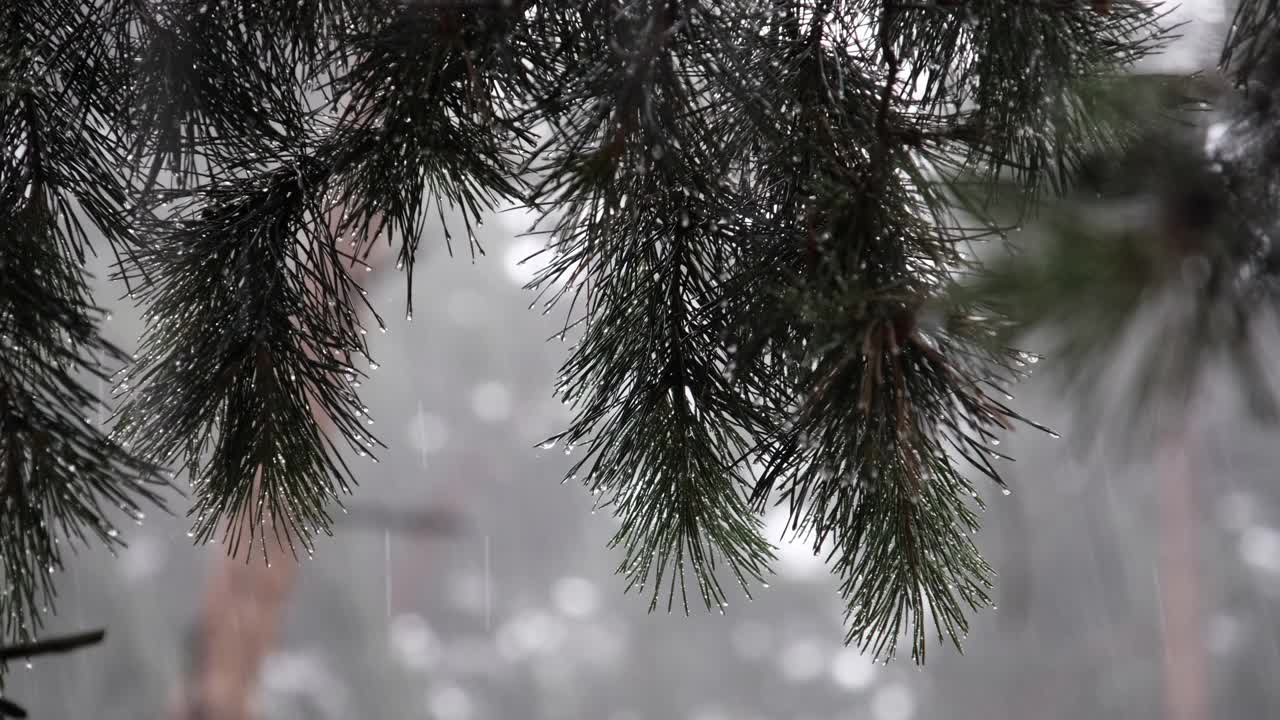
xmin=1157 ymin=423 xmax=1206 ymax=720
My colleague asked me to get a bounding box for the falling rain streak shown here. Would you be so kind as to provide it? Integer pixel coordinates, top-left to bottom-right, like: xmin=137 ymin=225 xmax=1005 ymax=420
xmin=483 ymin=535 xmax=493 ymax=632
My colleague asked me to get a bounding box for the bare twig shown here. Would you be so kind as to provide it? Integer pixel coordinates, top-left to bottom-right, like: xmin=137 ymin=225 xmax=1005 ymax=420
xmin=0 ymin=628 xmax=105 ymax=662
xmin=0 ymin=629 xmax=107 ymax=718
xmin=340 ymin=503 xmax=465 ymax=535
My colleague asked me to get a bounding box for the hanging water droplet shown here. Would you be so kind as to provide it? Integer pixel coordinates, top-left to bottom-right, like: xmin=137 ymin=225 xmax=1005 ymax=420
xmin=539 ymin=439 xmax=558 ymax=450
xmin=1001 ymin=488 xmax=1011 ymax=496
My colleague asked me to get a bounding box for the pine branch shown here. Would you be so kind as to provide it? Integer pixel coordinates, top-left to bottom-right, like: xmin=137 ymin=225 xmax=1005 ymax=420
xmin=528 ymin=0 xmax=777 ymax=614
xmin=1 ymin=0 xmax=1201 ymax=671
xmin=962 ymin=30 xmax=1280 ymax=442
xmin=521 ymin=0 xmax=1165 ymax=659
xmin=689 ymin=0 xmax=1051 ymax=660
xmin=115 ymin=0 xmax=533 ymax=559
xmin=129 ymin=4 xmax=295 ymax=187
xmin=1 ymin=0 xmax=148 ymax=264
xmin=884 ymin=0 xmax=1172 ymax=208
xmin=1222 ymin=0 xmax=1280 ymax=89
xmin=322 ymin=0 xmax=535 ymax=310
xmin=114 ymin=153 xmax=380 ymax=560
xmin=1 ymin=0 xmax=167 ymax=657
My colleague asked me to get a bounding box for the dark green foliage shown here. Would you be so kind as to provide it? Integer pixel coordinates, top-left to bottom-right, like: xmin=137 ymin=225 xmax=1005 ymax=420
xmin=117 ymin=0 xmax=535 ymax=560
xmin=114 ymin=156 xmax=379 ymax=560
xmin=11 ymin=0 xmax=1276 ymax=677
xmin=525 ymin=1 xmax=782 ymax=617
xmin=1 ymin=0 xmax=166 ymax=665
xmin=1223 ymin=0 xmax=1280 ymax=91
xmin=0 ymin=211 xmax=162 ymax=658
xmin=969 ymin=9 xmax=1280 ymax=443
xmin=523 ymin=0 xmax=1164 ymax=661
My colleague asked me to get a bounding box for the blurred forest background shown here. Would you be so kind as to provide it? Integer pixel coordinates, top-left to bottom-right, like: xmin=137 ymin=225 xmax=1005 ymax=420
xmin=6 ymin=2 xmax=1280 ymax=719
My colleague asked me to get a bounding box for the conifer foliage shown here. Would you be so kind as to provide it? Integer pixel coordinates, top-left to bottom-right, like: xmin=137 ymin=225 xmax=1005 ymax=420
xmin=2 ymin=0 xmax=1276 ymax=690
